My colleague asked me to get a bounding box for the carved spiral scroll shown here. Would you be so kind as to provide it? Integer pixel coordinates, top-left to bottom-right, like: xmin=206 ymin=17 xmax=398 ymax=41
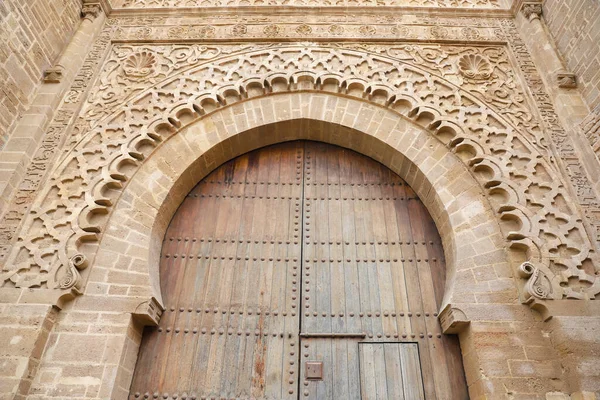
xmin=519 ymin=261 xmax=553 ymax=301
xmin=57 ymin=254 xmax=88 ymax=291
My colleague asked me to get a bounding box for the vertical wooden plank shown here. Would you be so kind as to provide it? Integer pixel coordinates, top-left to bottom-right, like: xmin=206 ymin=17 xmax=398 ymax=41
xmin=384 ymin=343 xmax=405 ymax=400
xmin=400 ymin=343 xmax=426 ymax=400
xmin=372 ymin=343 xmax=389 ymax=399
xmin=359 ymin=343 xmax=377 ymax=400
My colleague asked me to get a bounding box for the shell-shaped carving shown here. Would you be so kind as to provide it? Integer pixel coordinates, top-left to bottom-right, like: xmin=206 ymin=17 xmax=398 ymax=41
xmin=458 ymin=54 xmax=493 ymax=80
xmin=123 ymin=51 xmax=157 ymax=80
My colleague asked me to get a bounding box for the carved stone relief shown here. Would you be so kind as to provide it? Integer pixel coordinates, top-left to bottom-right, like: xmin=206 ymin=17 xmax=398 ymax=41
xmin=81 ymin=3 xmax=103 ymax=21
xmin=43 ymin=67 xmax=64 ymax=83
xmin=1 ymin=35 xmax=599 ymax=301
xmin=520 ymin=2 xmax=542 ymax=22
xmin=581 ymin=107 xmax=600 ymax=162
xmin=557 ymin=72 xmax=577 ymax=89
xmin=501 ymin=19 xmax=600 ymax=267
xmin=106 ymin=15 xmax=505 ymax=42
xmin=0 ymin=27 xmax=114 ymax=283
xmin=114 ymin=0 xmax=501 ymax=8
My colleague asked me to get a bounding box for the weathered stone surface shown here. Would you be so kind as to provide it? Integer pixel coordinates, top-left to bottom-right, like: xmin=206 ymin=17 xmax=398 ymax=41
xmin=1 ymin=0 xmax=600 ymax=399
xmin=0 ymin=0 xmax=82 ymax=148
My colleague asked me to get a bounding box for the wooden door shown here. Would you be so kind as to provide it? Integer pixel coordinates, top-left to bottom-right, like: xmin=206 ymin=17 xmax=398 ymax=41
xmin=129 ymin=141 xmax=468 ymax=400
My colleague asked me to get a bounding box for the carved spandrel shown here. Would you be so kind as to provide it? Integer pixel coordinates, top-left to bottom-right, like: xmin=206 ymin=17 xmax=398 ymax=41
xmin=0 ymin=27 xmax=113 ymax=288
xmin=2 ymin=37 xmax=599 ymax=302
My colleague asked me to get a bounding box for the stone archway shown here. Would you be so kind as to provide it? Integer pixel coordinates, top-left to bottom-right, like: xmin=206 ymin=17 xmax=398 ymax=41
xmin=127 ymin=139 xmax=471 ymax=399
xmin=95 ymin=95 xmax=510 ymax=315
xmin=3 ymin=45 xmax=597 ymax=308
xmin=24 ymin=91 xmax=572 ymax=399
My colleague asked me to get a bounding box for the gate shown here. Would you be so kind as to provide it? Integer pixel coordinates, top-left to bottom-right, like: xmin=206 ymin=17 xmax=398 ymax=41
xmin=129 ymin=141 xmax=468 ymax=399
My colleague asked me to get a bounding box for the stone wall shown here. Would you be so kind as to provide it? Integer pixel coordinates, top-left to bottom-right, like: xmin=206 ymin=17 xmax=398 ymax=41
xmin=0 ymin=0 xmax=82 ymax=149
xmin=1 ymin=1 xmax=600 ymax=399
xmin=544 ymin=0 xmax=600 ymax=111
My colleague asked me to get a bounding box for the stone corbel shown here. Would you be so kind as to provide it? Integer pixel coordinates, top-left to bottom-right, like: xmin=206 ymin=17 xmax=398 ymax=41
xmin=43 ymin=66 xmax=64 ymax=83
xmin=133 ymin=297 xmax=164 ymax=326
xmin=438 ymin=305 xmax=469 ymax=334
xmin=557 ymin=72 xmax=578 ymax=88
xmin=521 ymin=2 xmax=543 ymax=21
xmin=81 ymin=2 xmax=103 ymax=21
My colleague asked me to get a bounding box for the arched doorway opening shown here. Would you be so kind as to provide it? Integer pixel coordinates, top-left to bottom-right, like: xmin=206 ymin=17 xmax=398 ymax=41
xmin=129 ymin=141 xmax=468 ymax=399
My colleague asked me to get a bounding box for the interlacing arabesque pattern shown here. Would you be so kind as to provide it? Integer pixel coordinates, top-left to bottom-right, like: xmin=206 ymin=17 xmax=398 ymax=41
xmin=116 ymin=0 xmax=500 ymax=9
xmin=1 ymin=45 xmax=598 ymax=300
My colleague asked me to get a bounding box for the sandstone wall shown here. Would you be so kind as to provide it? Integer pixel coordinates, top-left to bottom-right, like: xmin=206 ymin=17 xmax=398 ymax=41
xmin=544 ymin=0 xmax=600 ymax=111
xmin=0 ymin=0 xmax=82 ymax=149
xmin=0 ymin=1 xmax=600 ymax=399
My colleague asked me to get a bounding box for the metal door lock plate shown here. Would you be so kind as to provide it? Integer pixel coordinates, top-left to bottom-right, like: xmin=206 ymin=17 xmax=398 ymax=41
xmin=305 ymin=361 xmax=323 ymax=380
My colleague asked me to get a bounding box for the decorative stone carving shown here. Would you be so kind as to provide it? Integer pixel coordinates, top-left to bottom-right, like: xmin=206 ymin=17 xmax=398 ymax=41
xmin=103 ymin=15 xmax=502 ymax=42
xmin=521 ymin=3 xmax=543 ymax=21
xmin=118 ymin=0 xmax=500 ymax=7
xmin=263 ymin=24 xmax=281 ymax=37
xmin=295 ymin=24 xmax=311 ymax=35
xmin=58 ymin=254 xmax=89 ymax=291
xmin=581 ymin=107 xmax=600 ymax=161
xmin=2 ymin=43 xmax=599 ymax=302
xmin=502 ymin=19 xmax=600 ymax=270
xmin=43 ymin=66 xmax=64 ymax=83
xmin=81 ymin=3 xmax=103 ymax=21
xmin=518 ymin=261 xmax=554 ymax=302
xmin=0 ymin=28 xmax=113 ymax=272
xmin=457 ymin=54 xmax=493 ymax=79
xmin=232 ymin=24 xmax=247 ymax=36
xmin=123 ymin=51 xmax=158 ymax=81
xmin=557 ymin=72 xmax=577 ymax=88
xmin=328 ymin=25 xmax=344 ymax=35
xmin=359 ymin=25 xmax=376 ymax=36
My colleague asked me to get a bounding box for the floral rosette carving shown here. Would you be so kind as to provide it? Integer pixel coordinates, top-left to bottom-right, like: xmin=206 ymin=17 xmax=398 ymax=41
xmin=193 ymin=25 xmax=216 ymax=38
xmin=232 ymin=24 xmax=247 ymax=36
xmin=263 ymin=24 xmax=281 ymax=37
xmin=328 ymin=25 xmax=344 ymax=36
xmin=359 ymin=25 xmax=376 ymax=36
xmin=296 ymin=24 xmax=313 ymax=35
xmin=391 ymin=25 xmax=410 ymax=37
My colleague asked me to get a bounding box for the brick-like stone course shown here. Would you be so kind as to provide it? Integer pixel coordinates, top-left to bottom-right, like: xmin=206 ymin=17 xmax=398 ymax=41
xmin=544 ymin=0 xmax=600 ymax=111
xmin=0 ymin=304 xmax=56 ymax=400
xmin=0 ymin=0 xmax=81 ymax=149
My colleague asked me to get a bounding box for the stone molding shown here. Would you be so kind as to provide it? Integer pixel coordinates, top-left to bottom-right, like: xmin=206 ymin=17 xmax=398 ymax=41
xmin=105 ymin=14 xmax=506 ymax=42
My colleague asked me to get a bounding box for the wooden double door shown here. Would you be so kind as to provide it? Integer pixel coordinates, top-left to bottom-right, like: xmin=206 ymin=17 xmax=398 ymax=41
xmin=130 ymin=141 xmax=468 ymax=400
